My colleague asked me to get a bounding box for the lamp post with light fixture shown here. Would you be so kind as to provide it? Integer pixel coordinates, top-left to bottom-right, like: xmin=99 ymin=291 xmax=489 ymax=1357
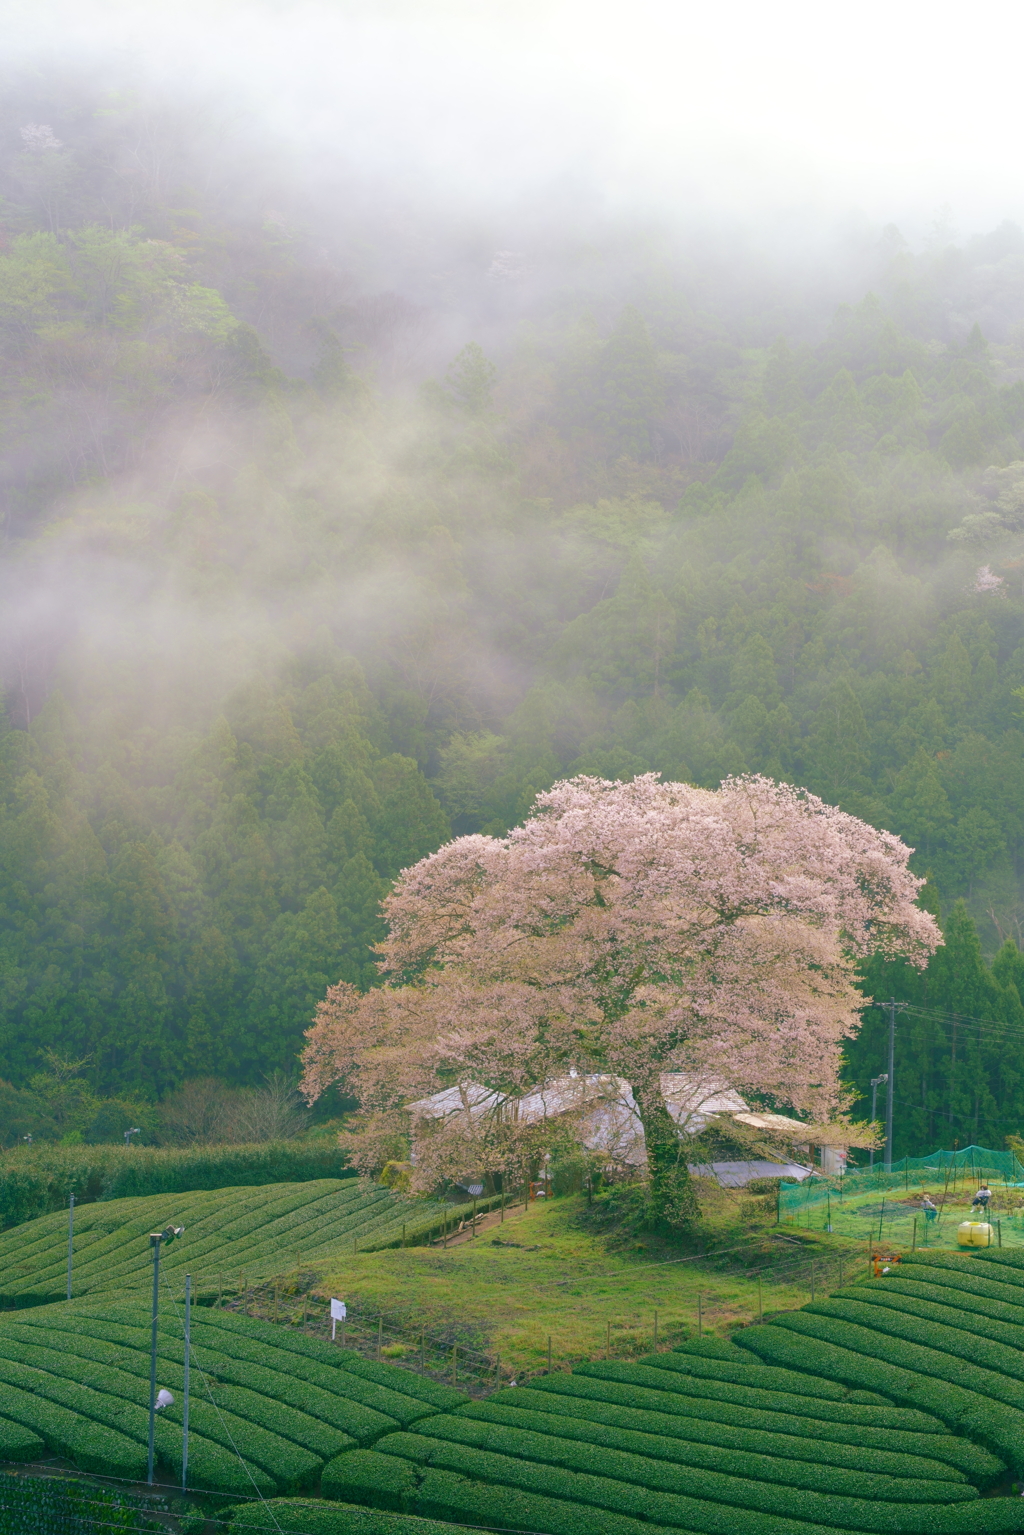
xmin=147 ymin=1225 xmax=184 ymax=1484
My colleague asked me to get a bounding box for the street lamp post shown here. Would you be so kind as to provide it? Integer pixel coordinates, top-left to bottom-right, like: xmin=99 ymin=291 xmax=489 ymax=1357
xmin=147 ymin=1225 xmax=184 ymax=1485
xmin=124 ymin=1127 xmax=141 ymax=1147
xmin=869 ymin=1076 xmax=888 ymax=1171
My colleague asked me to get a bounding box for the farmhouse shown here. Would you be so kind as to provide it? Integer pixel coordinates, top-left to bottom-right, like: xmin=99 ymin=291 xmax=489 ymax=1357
xmin=406 ymin=1072 xmax=853 ymax=1187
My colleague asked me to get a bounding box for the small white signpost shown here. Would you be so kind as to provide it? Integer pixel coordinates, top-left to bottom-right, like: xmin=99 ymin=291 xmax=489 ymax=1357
xmin=330 ymin=1297 xmax=347 ymax=1341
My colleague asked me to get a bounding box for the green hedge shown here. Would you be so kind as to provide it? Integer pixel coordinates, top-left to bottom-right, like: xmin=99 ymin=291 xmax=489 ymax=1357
xmin=482 ymin=1386 xmax=998 ymax=1482
xmin=670 ymin=1338 xmax=754 ymax=1362
xmin=582 ymin=1351 xmax=847 ymax=1400
xmin=816 ymin=1291 xmax=1024 ymax=1382
xmin=898 ymin=1261 xmax=1024 ymax=1312
xmin=976 ymin=1251 xmax=1024 ymax=1277
xmin=193 ymin=1311 xmax=464 ymax=1415
xmin=0 ymin=1328 xmax=314 ymax=1491
xmin=0 ymin=1141 xmax=357 ymax=1228
xmin=734 ymin=1323 xmax=1024 ymax=1471
xmin=0 ymin=1474 xmax=156 ymax=1535
xmin=0 ymin=1416 xmax=44 ymax=1462
xmin=358 ymin=1437 xmax=1023 ymax=1535
xmin=880 ymin=1273 xmax=1024 ymax=1327
xmin=0 ymin=1175 xmax=457 ymax=1300
xmin=453 ymin=1398 xmax=975 ymax=1486
xmin=527 ymin=1364 xmax=947 ymax=1433
xmin=801 ymin=1299 xmax=1024 ymax=1408
xmin=333 ymin=1354 xmax=467 ymax=1412
xmin=322 ymin=1452 xmax=667 ymax=1535
xmin=36 ymin=1312 xmax=375 ymax=1447
xmin=0 ymin=1374 xmax=146 ymax=1480
xmin=224 ymin=1499 xmax=468 ymax=1535
xmin=405 ymin=1414 xmax=972 ymax=1506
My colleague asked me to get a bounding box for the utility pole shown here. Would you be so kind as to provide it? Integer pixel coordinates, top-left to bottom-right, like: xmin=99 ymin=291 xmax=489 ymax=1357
xmin=66 ymin=1193 xmax=74 ymax=1300
xmin=869 ymin=1077 xmax=887 ymax=1170
xmin=883 ymin=998 xmax=907 ymax=1172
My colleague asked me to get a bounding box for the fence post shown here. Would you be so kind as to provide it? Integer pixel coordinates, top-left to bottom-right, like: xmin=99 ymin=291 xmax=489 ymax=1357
xmin=810 ymin=1261 xmax=815 ymax=1303
xmin=241 ymin=1272 xmax=246 ymax=1316
xmin=654 ymin=1310 xmax=658 ymax=1350
xmin=547 ymin=1336 xmax=552 ymax=1373
xmin=451 ymin=1345 xmax=458 ymax=1386
xmin=998 ymin=1220 xmax=1003 ymax=1248
xmin=838 ymin=1256 xmax=844 ymax=1289
xmin=377 ymin=1316 xmax=383 ymax=1360
xmin=912 ymin=1217 xmax=917 ymax=1252
xmin=757 ymin=1275 xmax=763 ymax=1321
xmin=402 ymin=1224 xmax=406 ymax=1248
xmin=421 ymin=1328 xmax=426 ymax=1368
xmin=472 ymin=1198 xmax=477 ymax=1236
xmin=697 ymin=1292 xmax=703 ymax=1337
xmin=606 ymin=1320 xmax=611 ymax=1357
xmin=501 ymin=1193 xmax=505 ymax=1223
xmin=878 ymin=1198 xmax=885 ymax=1242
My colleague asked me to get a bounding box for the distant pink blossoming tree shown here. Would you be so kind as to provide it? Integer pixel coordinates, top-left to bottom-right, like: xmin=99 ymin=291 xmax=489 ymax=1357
xmin=301 ymin=774 xmax=939 ymax=1230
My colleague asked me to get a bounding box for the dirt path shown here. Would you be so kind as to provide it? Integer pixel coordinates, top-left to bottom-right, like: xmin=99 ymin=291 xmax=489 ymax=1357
xmin=430 ymin=1200 xmax=536 ymax=1247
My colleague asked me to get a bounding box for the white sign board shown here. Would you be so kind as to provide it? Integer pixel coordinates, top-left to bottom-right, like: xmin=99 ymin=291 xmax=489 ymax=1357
xmin=330 ymin=1297 xmax=347 ymax=1340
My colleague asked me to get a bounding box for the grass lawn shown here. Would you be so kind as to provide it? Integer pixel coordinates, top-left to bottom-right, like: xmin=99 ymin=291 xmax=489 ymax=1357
xmin=310 ymin=1191 xmax=854 ymax=1378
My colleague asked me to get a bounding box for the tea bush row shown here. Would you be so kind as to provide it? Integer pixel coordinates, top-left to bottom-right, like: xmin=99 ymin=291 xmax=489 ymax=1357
xmin=0 ymin=1179 xmax=455 ymax=1302
xmin=735 ymin=1322 xmax=1024 ymax=1471
xmin=224 ymin=1499 xmax=466 ymax=1535
xmin=0 ymin=1141 xmax=357 ymax=1229
xmin=581 ymin=1350 xmax=848 ymax=1399
xmin=418 ymin=1410 xmax=969 ymax=1502
xmin=815 ymin=1294 xmax=1024 ymax=1392
xmin=324 ymin=1440 xmax=1024 ymax=1535
xmin=455 ymin=1396 xmax=978 ymax=1486
xmin=488 ymin=1384 xmax=997 ymax=1481
xmin=0 ymin=1332 xmax=320 ymax=1489
xmin=794 ymin=1303 xmax=1024 ymax=1413
xmin=531 ymin=1359 xmax=944 ymax=1432
xmin=876 ymin=1275 xmax=1024 ymax=1330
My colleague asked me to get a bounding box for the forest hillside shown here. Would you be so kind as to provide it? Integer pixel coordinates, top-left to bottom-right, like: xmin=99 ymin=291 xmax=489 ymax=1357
xmin=3 ymin=72 xmax=1024 ymax=1156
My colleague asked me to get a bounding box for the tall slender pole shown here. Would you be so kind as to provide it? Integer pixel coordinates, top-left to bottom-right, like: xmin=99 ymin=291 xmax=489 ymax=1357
xmin=869 ymin=1081 xmax=879 ymax=1170
xmin=182 ymin=1274 xmax=191 ymax=1493
xmin=66 ymin=1194 xmax=74 ymax=1300
xmin=884 ymin=1000 xmax=897 ymax=1172
xmin=147 ymin=1237 xmax=161 ymax=1485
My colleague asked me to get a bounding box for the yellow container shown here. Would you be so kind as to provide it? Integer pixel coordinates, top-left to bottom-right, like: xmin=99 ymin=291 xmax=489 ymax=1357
xmin=957 ymin=1220 xmax=993 ymax=1247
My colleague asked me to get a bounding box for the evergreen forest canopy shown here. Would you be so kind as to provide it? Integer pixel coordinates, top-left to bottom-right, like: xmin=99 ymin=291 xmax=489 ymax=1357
xmin=4 ymin=71 xmax=1024 ymax=1158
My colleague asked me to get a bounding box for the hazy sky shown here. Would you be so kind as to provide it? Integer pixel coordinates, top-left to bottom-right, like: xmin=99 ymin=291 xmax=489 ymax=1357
xmin=8 ymin=0 xmax=1023 ymax=244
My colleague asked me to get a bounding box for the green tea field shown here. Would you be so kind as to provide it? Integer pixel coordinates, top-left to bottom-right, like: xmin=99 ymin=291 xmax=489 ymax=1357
xmin=0 ymin=1179 xmax=462 ymax=1305
xmin=5 ymin=1248 xmax=1024 ymax=1533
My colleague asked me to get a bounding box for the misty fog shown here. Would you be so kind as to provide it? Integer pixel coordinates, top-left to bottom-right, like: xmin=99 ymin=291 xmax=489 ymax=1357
xmin=1 ymin=0 xmax=1024 ymax=1157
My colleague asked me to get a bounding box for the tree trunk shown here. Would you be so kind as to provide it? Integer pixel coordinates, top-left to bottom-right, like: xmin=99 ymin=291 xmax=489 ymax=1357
xmin=632 ymin=1082 xmax=701 ymax=1234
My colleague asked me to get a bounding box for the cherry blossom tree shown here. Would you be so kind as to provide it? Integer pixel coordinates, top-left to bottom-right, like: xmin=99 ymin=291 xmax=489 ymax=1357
xmin=301 ymin=774 xmax=939 ymax=1230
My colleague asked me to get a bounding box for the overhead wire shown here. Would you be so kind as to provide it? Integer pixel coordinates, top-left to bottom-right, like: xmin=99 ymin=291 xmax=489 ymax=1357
xmin=158 ymin=1263 xmax=287 ymax=1535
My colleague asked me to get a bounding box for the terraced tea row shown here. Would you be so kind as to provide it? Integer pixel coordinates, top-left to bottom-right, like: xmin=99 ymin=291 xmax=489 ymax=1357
xmin=0 ymin=1178 xmax=458 ymax=1302
xmin=0 ymin=1298 xmax=462 ymax=1495
xmin=8 ymin=1247 xmax=1024 ymax=1533
xmin=310 ymin=1253 xmax=1024 ymax=1535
